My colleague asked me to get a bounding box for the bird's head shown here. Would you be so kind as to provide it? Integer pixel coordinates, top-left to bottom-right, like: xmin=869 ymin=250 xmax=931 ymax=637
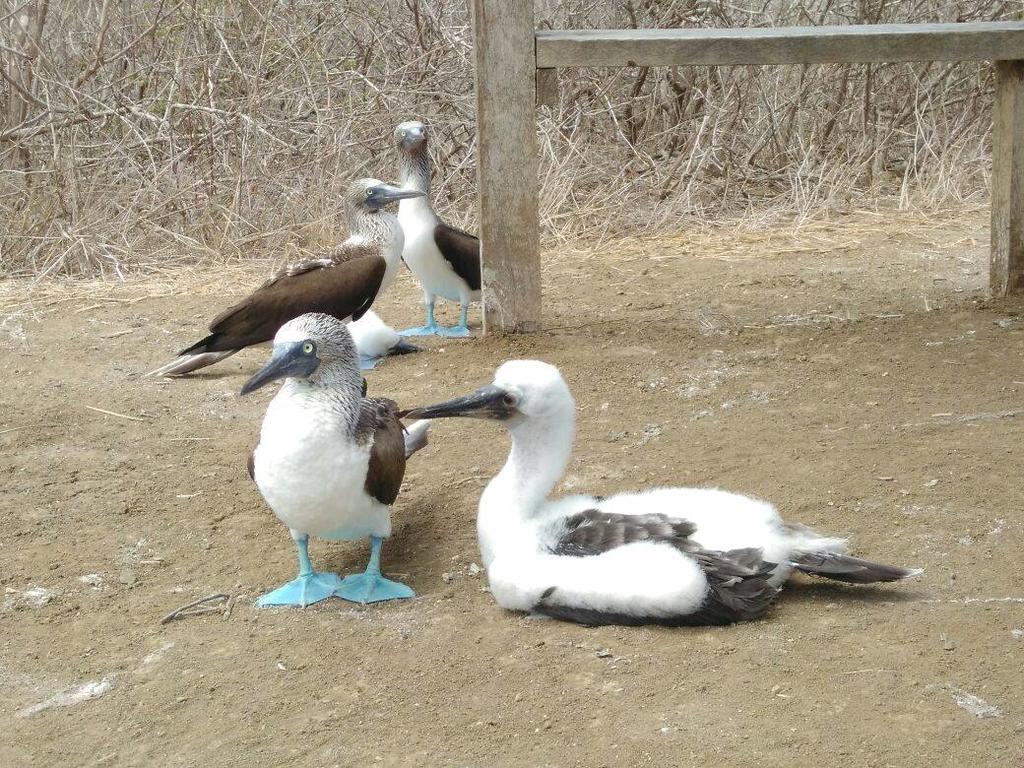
xmin=394 ymin=120 xmax=427 ymax=152
xmin=402 ymin=360 xmax=573 ymax=427
xmin=241 ymin=313 xmax=359 ymax=395
xmin=346 ymin=177 xmax=422 ymax=216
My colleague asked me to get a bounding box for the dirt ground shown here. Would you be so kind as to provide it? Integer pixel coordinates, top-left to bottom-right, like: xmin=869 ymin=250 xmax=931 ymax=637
xmin=1 ymin=207 xmax=1023 ymax=767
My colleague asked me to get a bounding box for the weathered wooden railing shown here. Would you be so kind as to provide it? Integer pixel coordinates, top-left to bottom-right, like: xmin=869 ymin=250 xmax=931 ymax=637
xmin=469 ymin=6 xmax=1024 ymax=334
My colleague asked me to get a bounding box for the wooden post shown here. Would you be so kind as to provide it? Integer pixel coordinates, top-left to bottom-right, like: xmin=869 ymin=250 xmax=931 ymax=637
xmin=991 ymin=60 xmax=1024 ymax=296
xmin=471 ymin=0 xmax=541 ymax=333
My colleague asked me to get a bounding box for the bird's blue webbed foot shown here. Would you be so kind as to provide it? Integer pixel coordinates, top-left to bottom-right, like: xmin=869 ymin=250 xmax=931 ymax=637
xmin=438 ymin=324 xmax=471 ymax=338
xmin=399 ymin=300 xmax=441 ymax=337
xmin=398 ymin=324 xmax=440 ymax=338
xmin=334 ymin=536 xmax=414 ymax=604
xmin=437 ymin=303 xmax=471 ymax=338
xmin=359 ymin=354 xmax=383 ymax=370
xmin=257 ymin=570 xmax=345 ymax=608
xmin=335 ymin=571 xmax=414 ymax=604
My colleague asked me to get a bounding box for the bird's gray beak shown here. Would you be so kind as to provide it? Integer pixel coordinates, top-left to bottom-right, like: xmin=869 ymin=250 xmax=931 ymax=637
xmin=240 ymin=342 xmax=320 ymax=395
xmin=401 ymin=384 xmax=514 ymax=421
xmin=368 ymin=183 xmax=423 ymax=210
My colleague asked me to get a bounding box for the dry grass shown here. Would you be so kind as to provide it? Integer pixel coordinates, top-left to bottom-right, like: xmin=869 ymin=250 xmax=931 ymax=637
xmin=0 ymin=0 xmax=1017 ymax=277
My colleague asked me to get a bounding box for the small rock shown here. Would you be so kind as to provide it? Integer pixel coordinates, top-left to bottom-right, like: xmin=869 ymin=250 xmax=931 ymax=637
xmin=996 ymin=318 xmax=1018 ymax=329
xmin=467 ymin=563 xmax=482 ymax=576
xmin=607 ymin=430 xmax=626 ymax=443
xmin=950 ymin=687 xmax=1002 ymax=718
xmin=22 ymin=586 xmax=57 ymax=608
xmin=441 ymin=572 xmax=455 ymax=584
xmin=1011 ymin=629 xmax=1023 ymax=639
xmin=639 ymin=424 xmax=663 ymax=444
xmin=940 ymin=634 xmax=956 ymax=651
xmin=596 ymin=649 xmax=612 ymax=658
xmin=924 ymin=479 xmax=939 ymax=488
xmin=118 ymin=569 xmax=137 ymax=587
xmin=78 ymin=574 xmax=104 ymax=589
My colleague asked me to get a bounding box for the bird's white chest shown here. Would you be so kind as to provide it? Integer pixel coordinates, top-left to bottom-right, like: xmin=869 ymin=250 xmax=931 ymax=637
xmin=399 ymin=212 xmax=465 ymax=301
xmin=252 ymin=393 xmax=390 ymax=540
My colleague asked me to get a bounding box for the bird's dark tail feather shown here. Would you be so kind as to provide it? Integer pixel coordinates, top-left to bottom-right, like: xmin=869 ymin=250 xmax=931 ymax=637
xmin=792 ymin=552 xmax=923 ymax=584
xmin=177 ymin=333 xmax=220 ymax=357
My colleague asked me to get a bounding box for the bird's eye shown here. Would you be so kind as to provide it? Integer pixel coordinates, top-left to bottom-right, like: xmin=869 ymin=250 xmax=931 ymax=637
xmin=365 ymin=188 xmax=374 ymax=197
xmin=399 ymin=129 xmax=407 ymax=137
xmin=502 ymin=392 xmax=517 ymax=407
xmin=302 ymin=342 xmax=314 ymax=355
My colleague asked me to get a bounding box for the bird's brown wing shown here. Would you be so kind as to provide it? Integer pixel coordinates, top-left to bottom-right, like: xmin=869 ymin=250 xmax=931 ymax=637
xmin=433 ymin=223 xmax=481 ymax=292
xmin=192 ymin=251 xmax=385 ymax=354
xmin=256 ymin=243 xmax=380 ymax=289
xmin=356 ymin=398 xmax=406 ymax=506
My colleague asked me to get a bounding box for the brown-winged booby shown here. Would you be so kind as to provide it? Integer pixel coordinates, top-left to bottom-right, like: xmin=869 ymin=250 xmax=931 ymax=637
xmin=148 ymin=178 xmax=422 ymax=378
xmin=242 ymin=312 xmax=429 ymax=607
xmin=394 ymin=121 xmax=481 ymax=338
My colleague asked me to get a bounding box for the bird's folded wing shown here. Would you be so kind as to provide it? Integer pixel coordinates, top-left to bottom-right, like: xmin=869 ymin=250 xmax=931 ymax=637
xmin=433 ymin=223 xmax=481 ymax=292
xmin=552 ymin=510 xmax=699 ymax=557
xmin=203 ymin=254 xmax=386 ymax=351
xmin=358 ymin=398 xmax=406 ymax=506
xmin=545 ymin=510 xmax=780 ymax=625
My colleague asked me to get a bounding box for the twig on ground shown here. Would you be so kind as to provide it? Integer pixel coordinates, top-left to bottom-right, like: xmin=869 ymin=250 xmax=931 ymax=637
xmin=160 ymin=593 xmax=231 ymax=624
xmin=84 ymin=405 xmax=147 ymax=421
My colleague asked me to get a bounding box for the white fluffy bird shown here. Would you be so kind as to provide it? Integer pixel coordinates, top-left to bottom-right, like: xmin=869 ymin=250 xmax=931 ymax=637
xmin=405 ymin=360 xmax=921 ymax=626
xmin=348 ymin=310 xmax=419 ymax=369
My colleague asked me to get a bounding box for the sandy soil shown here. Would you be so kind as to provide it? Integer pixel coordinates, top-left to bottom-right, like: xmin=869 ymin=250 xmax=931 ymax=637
xmin=1 ymin=208 xmax=1022 ymax=767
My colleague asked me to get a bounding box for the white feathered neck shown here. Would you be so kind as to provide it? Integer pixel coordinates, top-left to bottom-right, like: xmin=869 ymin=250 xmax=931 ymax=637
xmin=477 ymin=383 xmax=576 ymax=566
xmin=345 ymin=205 xmax=405 ymax=294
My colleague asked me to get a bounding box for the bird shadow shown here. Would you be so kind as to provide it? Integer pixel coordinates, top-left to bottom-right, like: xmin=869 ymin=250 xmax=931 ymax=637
xmin=322 ymin=488 xmax=476 ymax=581
xmin=173 ymin=370 xmax=243 ymax=382
xmin=781 ymin=575 xmax=928 ymax=606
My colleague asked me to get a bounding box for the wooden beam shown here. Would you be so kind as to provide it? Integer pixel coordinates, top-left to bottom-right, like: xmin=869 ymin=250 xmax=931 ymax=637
xmin=472 ymin=0 xmax=541 ymax=333
xmin=536 ymin=22 xmax=1024 ymax=68
xmin=536 ymin=68 xmax=559 ymax=107
xmin=991 ymin=60 xmax=1024 ymax=296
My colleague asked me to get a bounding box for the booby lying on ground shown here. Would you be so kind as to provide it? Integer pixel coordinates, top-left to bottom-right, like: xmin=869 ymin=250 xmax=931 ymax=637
xmin=242 ymin=313 xmax=428 ymax=607
xmin=394 ymin=121 xmax=481 ymax=338
xmin=348 ymin=310 xmax=420 ymax=370
xmin=148 ymin=178 xmax=422 ymax=377
xmin=404 ymin=361 xmax=921 ymax=627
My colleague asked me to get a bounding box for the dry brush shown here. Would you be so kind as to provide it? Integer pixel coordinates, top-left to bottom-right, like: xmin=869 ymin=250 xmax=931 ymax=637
xmin=0 ymin=0 xmax=1017 ymax=277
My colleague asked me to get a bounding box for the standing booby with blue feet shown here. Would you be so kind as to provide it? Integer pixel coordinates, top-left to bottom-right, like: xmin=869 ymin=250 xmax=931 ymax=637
xmin=405 ymin=361 xmax=921 ymax=626
xmin=394 ymin=121 xmax=481 ymax=338
xmin=242 ymin=313 xmax=428 ymax=607
xmin=148 ymin=178 xmax=422 ymax=377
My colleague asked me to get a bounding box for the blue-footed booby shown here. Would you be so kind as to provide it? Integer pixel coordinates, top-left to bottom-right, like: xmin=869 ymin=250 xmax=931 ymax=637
xmin=242 ymin=313 xmax=429 ymax=607
xmin=394 ymin=121 xmax=481 ymax=338
xmin=404 ymin=361 xmax=921 ymax=627
xmin=148 ymin=179 xmax=422 ymax=378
